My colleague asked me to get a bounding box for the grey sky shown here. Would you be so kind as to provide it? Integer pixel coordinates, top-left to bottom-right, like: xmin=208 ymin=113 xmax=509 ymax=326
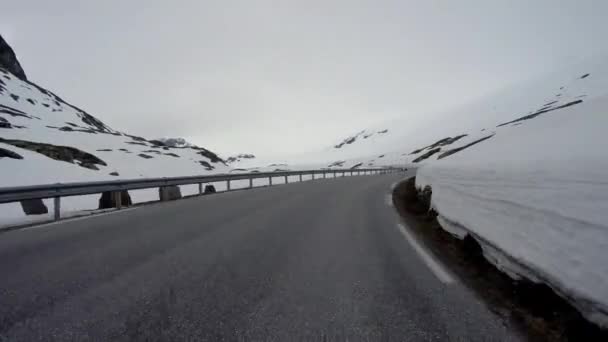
xmin=2 ymin=0 xmax=608 ymax=157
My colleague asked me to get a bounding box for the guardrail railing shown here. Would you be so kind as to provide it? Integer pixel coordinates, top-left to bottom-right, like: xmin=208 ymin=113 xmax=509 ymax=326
xmin=0 ymin=167 xmax=403 ymax=221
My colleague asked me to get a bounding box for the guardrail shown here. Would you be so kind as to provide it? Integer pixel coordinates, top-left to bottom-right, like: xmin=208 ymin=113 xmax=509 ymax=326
xmin=0 ymin=167 xmax=403 ymax=221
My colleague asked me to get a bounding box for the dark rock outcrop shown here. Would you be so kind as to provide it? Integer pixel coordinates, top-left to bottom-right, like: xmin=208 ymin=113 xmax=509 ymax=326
xmin=225 ymin=154 xmax=256 ymax=163
xmin=0 ymin=104 xmax=31 ymax=118
xmin=98 ymin=191 xmax=132 ymax=209
xmin=0 ymin=117 xmax=11 ymax=128
xmin=20 ymin=199 xmax=48 ymax=215
xmin=412 ymin=148 xmax=441 ymax=163
xmin=159 ymin=186 xmax=182 ymax=201
xmin=0 ymin=147 xmax=23 ymax=159
xmin=438 ymin=135 xmax=495 ymax=159
xmin=198 ymin=160 xmax=214 ymax=170
xmin=191 ymin=147 xmax=224 ymax=164
xmin=0 ymin=138 xmax=106 ymax=169
xmin=328 ymin=160 xmax=345 ymax=168
xmin=410 ymin=134 xmax=468 ymax=155
xmin=0 ymin=35 xmax=27 ymax=80
xmin=497 ymin=100 xmax=583 ymax=127
xmin=204 ymin=185 xmax=216 ymax=194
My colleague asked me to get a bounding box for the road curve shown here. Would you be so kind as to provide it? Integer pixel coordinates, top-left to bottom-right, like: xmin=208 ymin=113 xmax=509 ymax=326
xmin=0 ymin=171 xmax=521 ymax=341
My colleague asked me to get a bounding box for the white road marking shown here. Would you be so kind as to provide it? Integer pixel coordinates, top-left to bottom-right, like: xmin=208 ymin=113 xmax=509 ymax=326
xmin=20 ymin=207 xmax=140 ymax=231
xmin=385 ymin=194 xmax=394 ymax=207
xmin=396 ymin=223 xmax=455 ymax=284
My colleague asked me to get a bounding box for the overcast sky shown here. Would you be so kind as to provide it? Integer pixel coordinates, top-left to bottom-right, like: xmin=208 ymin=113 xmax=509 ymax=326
xmin=2 ymin=0 xmax=608 ymax=157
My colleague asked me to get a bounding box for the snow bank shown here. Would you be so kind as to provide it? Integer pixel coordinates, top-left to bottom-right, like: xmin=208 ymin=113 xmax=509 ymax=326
xmin=416 ymin=92 xmax=608 ymax=326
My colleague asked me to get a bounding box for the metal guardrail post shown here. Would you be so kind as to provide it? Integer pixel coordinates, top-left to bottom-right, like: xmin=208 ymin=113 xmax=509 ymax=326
xmin=227 ymin=180 xmax=231 ymax=191
xmin=312 ymin=172 xmax=315 ymax=180
xmin=323 ymin=172 xmax=326 ymax=179
xmin=269 ymin=176 xmax=273 ymax=186
xmin=299 ymin=174 xmax=303 ymax=182
xmin=249 ymin=178 xmax=253 ymax=189
xmin=53 ymin=196 xmax=61 ymax=220
xmin=198 ymin=183 xmax=203 ymax=195
xmin=115 ymin=191 xmax=122 ymax=210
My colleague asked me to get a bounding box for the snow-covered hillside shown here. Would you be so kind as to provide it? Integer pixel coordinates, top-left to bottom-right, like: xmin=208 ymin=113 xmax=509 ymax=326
xmin=0 ymin=35 xmax=236 ymax=225
xmin=310 ymin=57 xmax=608 ymax=326
xmin=0 ymin=61 xmax=230 ymax=187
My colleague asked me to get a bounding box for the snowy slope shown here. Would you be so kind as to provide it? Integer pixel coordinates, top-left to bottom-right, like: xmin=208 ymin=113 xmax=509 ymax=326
xmin=303 ymin=58 xmax=604 ymax=171
xmin=0 ymin=68 xmax=230 ymax=185
xmin=308 ymin=57 xmax=608 ymax=326
xmin=0 ymin=38 xmax=232 ymax=225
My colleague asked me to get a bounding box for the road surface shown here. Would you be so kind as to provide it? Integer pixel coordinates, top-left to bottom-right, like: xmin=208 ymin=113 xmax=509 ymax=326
xmin=0 ymin=171 xmax=521 ymax=341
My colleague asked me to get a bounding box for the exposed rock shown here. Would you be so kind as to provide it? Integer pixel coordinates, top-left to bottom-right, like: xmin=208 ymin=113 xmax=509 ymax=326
xmin=138 ymin=153 xmax=153 ymax=159
xmin=335 ymin=132 xmax=363 ymax=149
xmin=0 ymin=104 xmax=33 ymax=118
xmin=328 ymin=160 xmax=345 ymax=167
xmin=118 ymin=148 xmax=129 ymax=152
xmin=580 ymin=73 xmax=590 ymax=79
xmin=0 ymin=147 xmax=23 ymax=159
xmin=142 ymin=149 xmax=162 ymax=154
xmin=26 ymin=98 xmax=36 ymax=105
xmin=20 ymin=199 xmax=48 ymax=215
xmin=147 ymin=139 xmax=167 ymax=147
xmin=198 ymin=160 xmax=214 ymax=170
xmin=377 ymin=129 xmax=388 ymax=134
xmin=126 ymin=141 xmax=148 ymax=146
xmin=497 ymin=100 xmax=583 ymax=127
xmin=9 ymin=94 xmax=19 ymax=101
xmin=0 ymin=138 xmax=106 ymax=170
xmin=438 ymin=135 xmax=495 ymax=159
xmin=378 ymin=154 xmax=385 ymax=158
xmin=159 ymin=186 xmax=182 ymax=201
xmin=109 ymin=171 xmax=119 ymax=176
xmin=52 ymin=125 xmax=98 ymax=134
xmin=412 ymin=148 xmax=441 ymax=163
xmin=350 ymin=163 xmax=363 ymax=169
xmin=410 ymin=134 xmax=468 ymax=155
xmin=163 ymin=152 xmax=180 ymax=158
xmin=98 ymin=191 xmax=132 ymax=209
xmin=0 ymin=35 xmax=27 ymax=80
xmin=225 ymin=153 xmax=256 ymax=163
xmin=204 ymin=185 xmax=217 ymax=194
xmin=125 ymin=134 xmax=146 ymax=142
xmin=96 ymin=148 xmax=112 ymax=152
xmin=0 ymin=117 xmax=11 ymax=128
xmin=192 ymin=147 xmax=224 ymax=164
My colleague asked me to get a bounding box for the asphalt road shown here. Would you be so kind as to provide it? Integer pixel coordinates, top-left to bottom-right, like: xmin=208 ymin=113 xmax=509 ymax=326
xmin=0 ymin=171 xmax=521 ymax=341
